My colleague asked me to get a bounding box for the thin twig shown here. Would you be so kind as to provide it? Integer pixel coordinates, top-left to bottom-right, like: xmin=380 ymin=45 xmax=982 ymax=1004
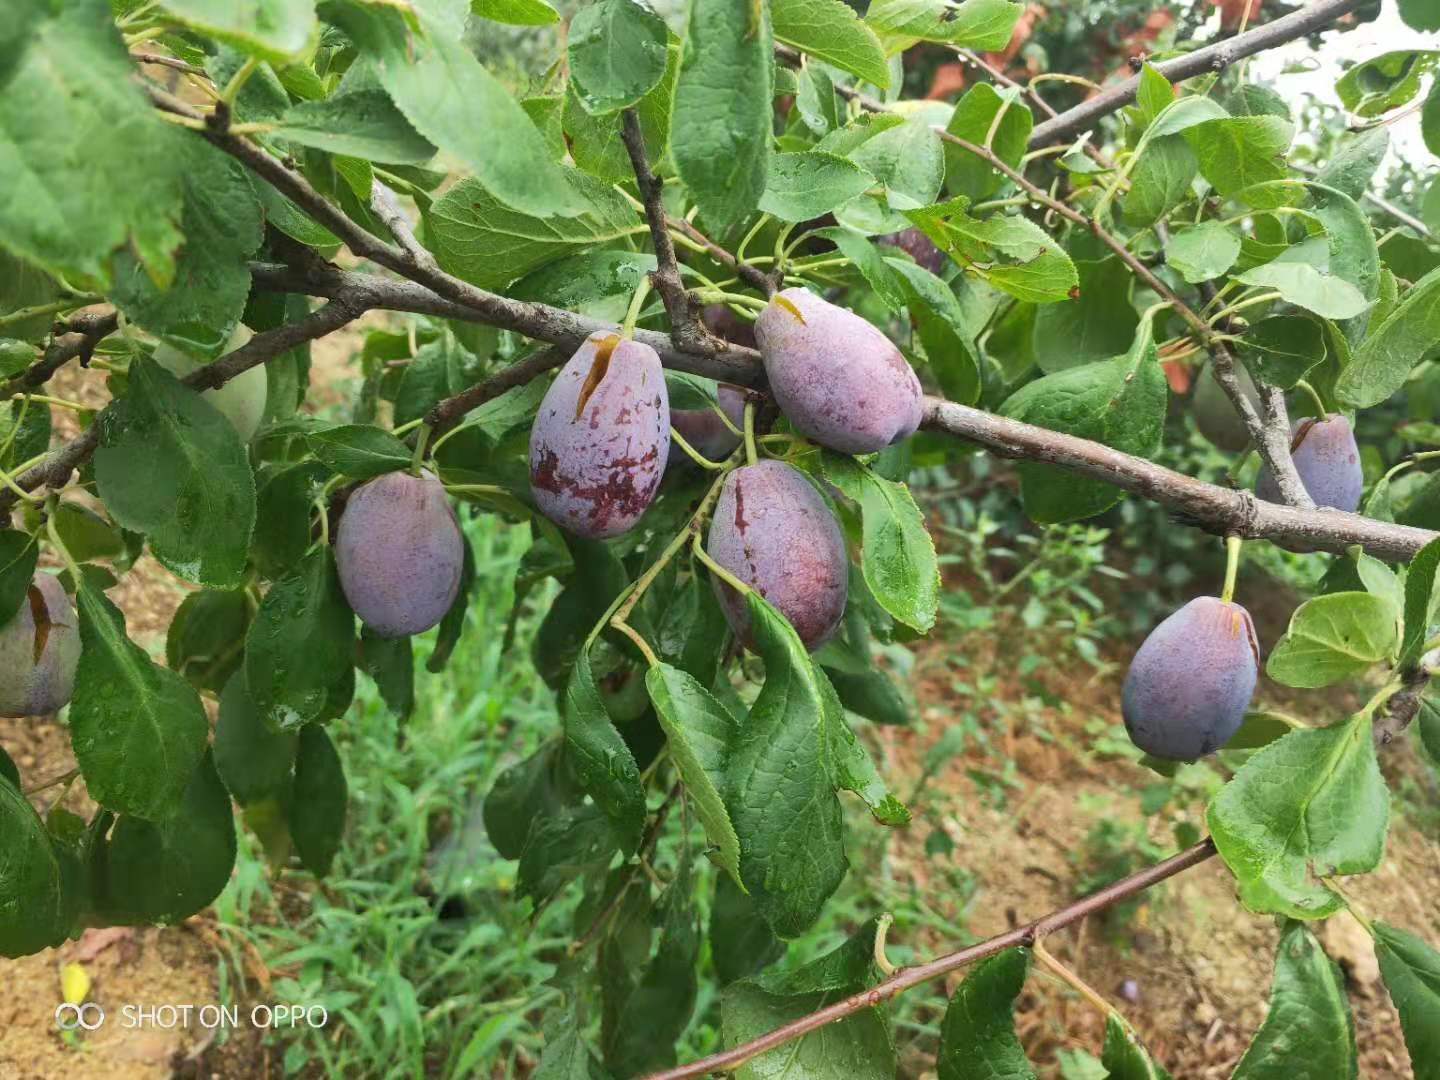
xmin=642 ymin=839 xmax=1218 ymax=1080
xmin=619 ymin=109 xmax=715 ymax=350
xmin=0 ymin=310 xmax=120 ymax=400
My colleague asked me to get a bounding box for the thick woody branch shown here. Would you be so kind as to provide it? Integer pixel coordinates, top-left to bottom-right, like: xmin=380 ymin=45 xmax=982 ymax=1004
xmin=642 ymin=839 xmax=1218 ymax=1080
xmin=619 ymin=109 xmax=712 ymax=351
xmin=920 ymin=398 xmax=1427 ymax=559
xmin=0 ymin=310 xmax=120 ymax=400
xmin=425 ymin=345 xmax=568 ymax=439
xmin=1026 ymin=0 xmax=1370 ymax=147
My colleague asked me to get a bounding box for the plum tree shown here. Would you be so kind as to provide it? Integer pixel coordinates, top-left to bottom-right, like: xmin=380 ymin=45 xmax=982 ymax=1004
xmin=1121 ymin=596 xmax=1258 ymax=761
xmin=152 ymin=324 xmax=268 ymax=442
xmin=1193 ymin=362 xmax=1260 ymax=452
xmin=335 ymin=469 xmax=464 ymax=638
xmin=754 ymin=287 xmax=923 ymax=455
xmin=0 ymin=573 xmax=81 ymax=718
xmin=669 ymin=384 xmax=747 ymax=466
xmin=529 ymin=332 xmax=670 ymax=538
xmin=1255 ymin=414 xmax=1363 ymax=512
xmin=704 ymin=460 xmax=848 ymax=651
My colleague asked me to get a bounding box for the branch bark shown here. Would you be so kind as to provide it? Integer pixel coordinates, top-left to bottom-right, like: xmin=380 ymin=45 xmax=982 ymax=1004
xmin=1026 ymin=0 xmax=1370 ymax=147
xmin=0 ymin=311 xmax=120 ymax=400
xmin=642 ymin=838 xmax=1219 ymax=1080
xmin=619 ymin=109 xmax=713 ymax=351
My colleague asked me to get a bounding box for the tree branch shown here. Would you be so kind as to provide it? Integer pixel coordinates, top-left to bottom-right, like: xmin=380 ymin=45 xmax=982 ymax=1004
xmin=0 ymin=295 xmax=371 ymax=513
xmin=426 ymin=344 xmax=569 ymax=439
xmin=642 ymin=838 xmax=1219 ymax=1080
xmin=619 ymin=109 xmax=713 ymax=351
xmin=933 ymin=128 xmax=1314 ymax=508
xmin=1026 ymin=0 xmax=1370 ymax=147
xmin=0 ymin=310 xmax=120 ymax=400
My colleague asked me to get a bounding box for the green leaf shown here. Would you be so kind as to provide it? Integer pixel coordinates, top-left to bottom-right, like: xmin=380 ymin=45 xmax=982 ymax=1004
xmin=472 ymin=0 xmax=559 ymax=24
xmin=772 ymin=0 xmax=890 ymax=88
xmin=760 ymin=151 xmax=876 ymax=223
xmin=1266 ymin=592 xmax=1399 ymax=689
xmin=214 ymin=672 xmax=297 ymax=805
xmin=937 ymin=948 xmax=1037 ymax=1080
xmin=1238 ymin=315 xmax=1326 ymax=390
xmin=564 ymin=649 xmax=645 ymax=855
xmin=273 ymin=76 xmax=435 ymax=164
xmin=166 ymin=588 xmax=250 ymax=694
xmin=1032 ymin=252 xmax=1138 ymax=372
xmin=568 ymin=0 xmax=670 ymax=114
xmin=1165 ymin=221 xmax=1241 ymax=284
xmin=646 ymin=663 xmax=743 ymax=885
xmin=1401 ymin=538 xmax=1440 ymax=670
xmin=887 ymin=258 xmax=983 ymax=404
xmin=728 ymin=593 xmax=849 ymax=937
xmin=1232 ymin=921 xmax=1357 ymax=1079
xmin=1335 ymin=265 xmax=1440 ymax=408
xmin=603 ymin=862 xmax=700 ymax=1076
xmin=244 ymin=547 xmax=355 ymax=732
xmin=360 ymin=626 xmax=414 ymax=722
xmin=0 ymin=0 xmax=185 ymax=288
xmin=428 ymin=171 xmax=641 ymax=290
xmin=1373 ymin=921 xmax=1440 ymax=1079
xmin=485 ymin=741 xmax=579 ymax=860
xmin=944 ymin=84 xmax=1033 ymax=203
xmin=253 ymin=460 xmax=326 ymax=580
xmin=1184 ymin=116 xmax=1293 ymax=198
xmin=157 ymin=0 xmax=316 ymax=63
xmin=823 ymin=455 xmax=938 ymax=633
xmin=427 ymin=534 xmax=475 ymax=673
xmin=865 ymin=0 xmax=1022 ymax=52
xmin=93 ymin=751 xmax=237 ymax=925
xmin=848 ymin=117 xmax=944 ymax=212
xmin=110 ymin=138 xmax=264 ymax=356
xmin=1136 ymin=63 xmax=1173 ymax=125
xmin=0 ymin=774 xmax=73 ymax=957
xmin=1122 ymin=136 xmax=1198 ymax=226
xmin=341 ymin=2 xmax=589 ymax=218
xmin=672 ymin=0 xmax=774 ymax=232
xmin=290 ymin=724 xmax=347 ymax=876
xmin=1228 ymin=711 xmax=1304 ymax=751
xmin=564 ymin=35 xmax=680 ymax=183
xmin=1315 ymin=128 xmax=1390 ymax=202
xmin=0 ymin=530 xmax=38 ymax=626
xmin=70 ymin=581 xmax=209 ymax=821
xmin=721 ymin=918 xmax=894 ymax=1079
xmin=813 ymin=227 xmax=906 ymax=311
xmin=1000 ymin=322 xmax=1167 ymax=523
xmin=1101 ymin=1017 xmax=1172 ymax=1080
xmin=1336 ymin=50 xmax=1438 ymax=119
xmin=1207 ymin=714 xmax=1388 ymax=919
xmin=904 ymin=197 xmax=1079 ymax=303
xmin=94 ymin=356 xmax=256 ymax=588
xmin=1400 ymin=0 xmax=1440 ymax=30
xmin=307 ymin=424 xmax=412 ymax=480
xmin=711 ymin=873 xmax=785 ymax=984
xmin=518 ymin=803 xmax=615 ymax=907
xmin=1236 ymin=250 xmax=1369 ymax=321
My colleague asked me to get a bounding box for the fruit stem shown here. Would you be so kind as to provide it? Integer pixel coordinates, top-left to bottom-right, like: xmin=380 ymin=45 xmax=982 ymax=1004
xmin=691 ymin=289 xmax=766 ymax=313
xmin=735 ymin=213 xmax=772 ymax=269
xmin=43 ymin=500 xmax=84 ymax=582
xmin=1221 ymin=535 xmax=1242 ymax=604
xmin=410 ymin=423 xmax=432 ymax=475
xmin=219 ymin=55 xmax=260 ymax=106
xmin=13 ymin=392 xmax=89 ymax=414
xmin=670 ymin=427 xmax=726 ymax=471
xmin=1032 ymin=937 xmax=1124 ymax=1025
xmin=621 ymin=275 xmax=653 ymax=339
xmin=1293 ymin=379 xmax=1328 ymax=419
xmin=312 ymin=497 xmax=330 ymax=549
xmin=873 ymin=913 xmax=897 ymax=975
xmin=612 ymin=618 xmax=660 ymax=666
xmin=692 ymin=532 xmax=751 ymax=596
xmin=743 ymin=402 xmax=759 ymax=467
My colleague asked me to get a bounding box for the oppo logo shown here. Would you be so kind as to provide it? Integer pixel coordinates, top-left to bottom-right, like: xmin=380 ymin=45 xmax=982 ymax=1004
xmin=54 ymin=1003 xmax=106 ymax=1031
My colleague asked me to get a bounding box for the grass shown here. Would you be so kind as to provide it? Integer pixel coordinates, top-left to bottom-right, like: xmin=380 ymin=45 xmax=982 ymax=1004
xmin=211 ymin=514 xmax=578 ymax=1078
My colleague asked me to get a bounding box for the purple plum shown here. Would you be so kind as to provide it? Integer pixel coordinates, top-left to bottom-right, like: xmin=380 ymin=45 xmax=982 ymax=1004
xmin=705 ymin=460 xmax=848 ymax=651
xmin=1122 ymin=596 xmax=1259 ymax=761
xmin=669 ymin=385 xmax=748 ymax=467
xmin=877 ymin=228 xmax=947 ymax=275
xmin=1255 ymin=414 xmax=1363 ymax=512
xmin=0 ymin=573 xmax=81 ymax=717
xmin=335 ymin=469 xmax=464 ymax=638
xmin=701 ymin=305 xmax=757 ymax=349
xmin=530 ymin=332 xmax=670 ymax=538
xmin=754 ymin=287 xmax=923 ymax=455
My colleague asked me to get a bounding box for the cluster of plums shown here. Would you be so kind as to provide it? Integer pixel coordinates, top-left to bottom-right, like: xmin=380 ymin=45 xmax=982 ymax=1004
xmin=527 ymin=287 xmax=923 ymax=651
xmin=1193 ymin=365 xmax=1363 ymax=513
